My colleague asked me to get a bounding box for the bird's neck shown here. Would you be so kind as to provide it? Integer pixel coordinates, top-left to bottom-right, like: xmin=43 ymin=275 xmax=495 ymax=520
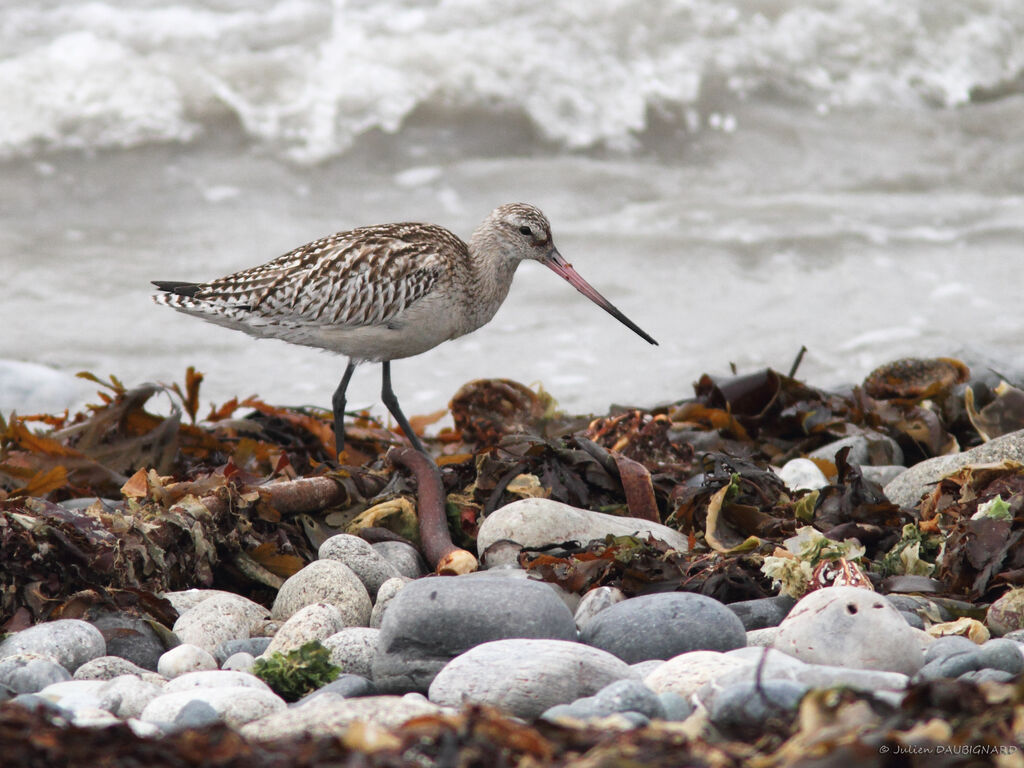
xmin=461 ymin=229 xmax=519 ymax=330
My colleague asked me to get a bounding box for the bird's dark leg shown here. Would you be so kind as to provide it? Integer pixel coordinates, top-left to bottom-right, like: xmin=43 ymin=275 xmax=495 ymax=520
xmin=380 ymin=361 xmax=428 ymax=455
xmin=331 ymin=360 xmax=357 ymax=453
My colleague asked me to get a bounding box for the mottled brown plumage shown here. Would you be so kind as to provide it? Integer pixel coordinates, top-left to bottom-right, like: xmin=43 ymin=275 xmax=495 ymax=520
xmin=154 ymin=203 xmax=656 ymax=456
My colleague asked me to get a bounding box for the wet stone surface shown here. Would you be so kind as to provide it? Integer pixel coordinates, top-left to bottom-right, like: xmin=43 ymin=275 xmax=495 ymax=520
xmin=581 ymin=592 xmax=747 ymax=664
xmin=372 ymin=573 xmax=577 ymax=694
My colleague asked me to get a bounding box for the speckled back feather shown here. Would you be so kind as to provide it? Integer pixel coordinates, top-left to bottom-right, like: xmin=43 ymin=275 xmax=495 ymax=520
xmin=155 ymin=222 xmax=466 ymax=328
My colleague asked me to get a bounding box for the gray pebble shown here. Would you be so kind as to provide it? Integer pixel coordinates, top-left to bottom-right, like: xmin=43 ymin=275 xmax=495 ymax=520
xmin=0 ymin=620 xmax=105 ymax=672
xmin=318 ymin=534 xmax=403 ymax=600
xmin=657 ymin=691 xmax=694 ymax=721
xmin=221 ymin=652 xmax=255 ymax=673
xmin=97 ymin=675 xmax=163 ymax=718
xmin=140 ymin=687 xmax=285 ymax=728
xmin=0 ymin=654 xmax=72 ymax=694
xmin=727 ymin=594 xmax=796 ymax=631
xmin=322 ymin=627 xmax=379 ymax=679
xmin=900 ymin=611 xmax=925 ymax=630
xmin=215 ymin=638 xmax=272 ymax=665
xmin=157 ymin=644 xmax=218 ymax=678
xmin=372 ymin=541 xmax=428 ymax=579
xmin=89 ymin=613 xmax=167 ymax=671
xmin=369 ymin=576 xmax=411 ymax=629
xmin=592 ymin=679 xmax=664 ymax=719
xmin=709 ymin=680 xmax=808 ymax=738
xmin=977 ymin=638 xmax=1024 ymax=675
xmin=581 ymin=592 xmax=746 ymax=664
xmin=263 ymin=602 xmax=349 ymax=656
xmin=171 ymin=699 xmax=221 ymax=729
xmin=74 ymin=655 xmax=155 ymax=682
xmin=296 ymin=674 xmax=375 ymax=705
xmin=373 ymin=574 xmax=577 ymax=694
xmin=923 ymin=635 xmax=977 ymax=664
xmin=913 ymin=653 xmax=979 ymax=681
xmin=428 ymin=638 xmax=638 ymax=720
xmin=173 ymin=593 xmax=269 ymax=654
xmin=271 ymin=559 xmax=372 ymax=625
xmin=885 ymin=429 xmax=1024 ymax=508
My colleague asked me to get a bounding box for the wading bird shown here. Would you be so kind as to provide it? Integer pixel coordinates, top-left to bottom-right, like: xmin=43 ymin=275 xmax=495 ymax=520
xmin=153 ymin=203 xmax=657 ymax=455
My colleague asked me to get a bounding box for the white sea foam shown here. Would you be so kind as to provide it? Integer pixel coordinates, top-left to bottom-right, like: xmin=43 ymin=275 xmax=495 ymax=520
xmin=1 ymin=0 xmax=1022 ymax=161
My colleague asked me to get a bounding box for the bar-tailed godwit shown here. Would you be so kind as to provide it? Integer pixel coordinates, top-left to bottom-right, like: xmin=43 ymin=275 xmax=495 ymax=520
xmin=153 ymin=203 xmax=656 ymax=455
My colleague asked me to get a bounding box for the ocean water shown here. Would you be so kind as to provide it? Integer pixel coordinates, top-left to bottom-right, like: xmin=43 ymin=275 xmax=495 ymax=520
xmin=2 ymin=0 xmax=1023 ymax=420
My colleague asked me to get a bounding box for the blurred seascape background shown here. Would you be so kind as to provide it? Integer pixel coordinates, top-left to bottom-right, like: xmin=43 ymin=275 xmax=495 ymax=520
xmin=1 ymin=0 xmax=1023 ymax=421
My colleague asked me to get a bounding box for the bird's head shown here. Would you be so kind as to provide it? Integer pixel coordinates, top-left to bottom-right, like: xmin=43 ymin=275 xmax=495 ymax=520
xmin=473 ymin=202 xmax=658 ymax=345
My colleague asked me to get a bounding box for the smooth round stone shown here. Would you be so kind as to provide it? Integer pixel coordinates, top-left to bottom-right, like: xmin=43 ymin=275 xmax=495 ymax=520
xmin=978 ymin=639 xmax=1024 ymax=675
xmin=917 ymin=652 xmax=982 ymax=680
xmin=74 ymin=655 xmax=156 ymax=682
xmin=807 ymin=434 xmax=903 ymax=467
xmin=372 ymin=541 xmax=427 ymax=579
xmin=0 ymin=620 xmax=105 ymax=673
xmin=575 ymin=586 xmax=626 ymax=629
xmin=727 ymin=595 xmax=796 ymax=631
xmin=215 ymin=638 xmax=272 ymax=665
xmin=295 ymin=674 xmax=375 ymax=705
xmin=987 ymin=588 xmax=1024 ymax=636
xmin=170 ymin=699 xmax=220 ymax=730
xmin=140 ymin=687 xmax=285 ymax=728
xmin=239 ymin=694 xmax=443 ymax=740
xmin=580 ymin=592 xmax=746 ymax=664
xmin=372 ymin=574 xmax=577 ymax=694
xmin=885 ymin=430 xmax=1024 ymax=508
xmin=271 ymin=559 xmax=372 ymax=626
xmin=89 ymin=613 xmax=167 ymax=671
xmin=469 ymin=568 xmax=580 ymax=613
xmin=591 ymin=679 xmax=665 ymax=719
xmin=163 ymin=670 xmax=272 ymax=693
xmin=157 ymin=644 xmax=218 ymax=678
xmin=173 ymin=593 xmax=269 ymax=654
xmin=322 ymin=627 xmax=379 ymax=679
xmin=0 ymin=654 xmax=72 ymax=693
xmin=923 ymin=635 xmax=978 ymax=664
xmin=476 ymin=498 xmax=690 ymax=556
xmin=263 ymin=603 xmax=348 ymax=657
xmin=644 ymin=651 xmax=747 ymax=698
xmin=709 ymin=680 xmax=807 ymax=738
xmin=428 ymin=639 xmax=638 ymax=719
xmin=657 ymin=691 xmax=694 ymax=721
xmin=369 ymin=576 xmax=411 ymax=629
xmin=96 ymin=675 xmax=163 ymax=718
xmin=773 ymin=587 xmax=925 ymax=675
xmin=318 ymin=534 xmax=402 ymax=600
xmin=223 ymin=653 xmax=256 ymax=673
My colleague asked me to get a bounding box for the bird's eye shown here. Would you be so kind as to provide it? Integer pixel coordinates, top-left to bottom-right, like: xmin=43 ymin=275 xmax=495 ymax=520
xmin=518 ymin=225 xmax=533 ymax=237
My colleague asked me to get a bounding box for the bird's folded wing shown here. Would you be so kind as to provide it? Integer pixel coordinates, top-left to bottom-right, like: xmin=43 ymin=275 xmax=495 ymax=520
xmin=194 ymin=226 xmax=452 ymax=328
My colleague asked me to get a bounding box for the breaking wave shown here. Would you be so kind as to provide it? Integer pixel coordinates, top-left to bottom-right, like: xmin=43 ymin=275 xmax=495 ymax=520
xmin=2 ymin=0 xmax=1022 ymax=161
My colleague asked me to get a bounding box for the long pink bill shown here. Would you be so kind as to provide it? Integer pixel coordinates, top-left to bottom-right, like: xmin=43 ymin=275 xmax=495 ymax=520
xmin=543 ymin=249 xmax=658 ymax=345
